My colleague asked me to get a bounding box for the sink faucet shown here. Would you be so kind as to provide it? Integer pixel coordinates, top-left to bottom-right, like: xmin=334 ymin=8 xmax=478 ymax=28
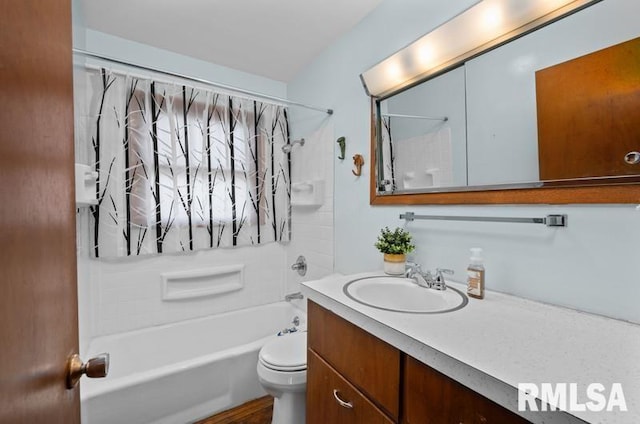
xmin=432 ymin=268 xmax=454 ymax=291
xmin=405 ymin=262 xmax=454 ymax=291
xmin=405 ymin=262 xmax=433 ymax=288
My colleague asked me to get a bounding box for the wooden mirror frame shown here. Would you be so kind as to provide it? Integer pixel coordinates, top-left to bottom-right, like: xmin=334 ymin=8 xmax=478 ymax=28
xmin=369 ymin=100 xmax=640 ymax=205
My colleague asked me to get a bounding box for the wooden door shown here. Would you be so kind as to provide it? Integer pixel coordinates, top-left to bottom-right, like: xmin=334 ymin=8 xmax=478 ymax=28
xmin=0 ymin=0 xmax=80 ymax=422
xmin=536 ymin=37 xmax=640 ymax=180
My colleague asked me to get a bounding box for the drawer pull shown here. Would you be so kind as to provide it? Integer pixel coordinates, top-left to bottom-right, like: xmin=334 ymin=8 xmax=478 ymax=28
xmin=333 ymin=389 xmax=353 ymax=409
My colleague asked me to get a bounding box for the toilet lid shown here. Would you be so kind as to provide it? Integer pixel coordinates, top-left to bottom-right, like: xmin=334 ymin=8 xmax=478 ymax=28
xmin=259 ymin=332 xmax=307 ymax=372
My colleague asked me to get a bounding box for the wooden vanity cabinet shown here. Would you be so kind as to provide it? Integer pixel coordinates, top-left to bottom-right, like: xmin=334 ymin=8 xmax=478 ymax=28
xmin=307 ymin=301 xmax=530 ymax=424
xmin=403 ymin=356 xmax=529 ymax=424
xmin=307 ymin=301 xmax=400 ymax=422
xmin=307 ymin=350 xmax=395 ymax=424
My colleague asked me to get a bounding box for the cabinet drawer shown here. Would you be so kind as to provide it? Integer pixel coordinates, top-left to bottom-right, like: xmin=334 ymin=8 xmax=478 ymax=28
xmin=403 ymin=356 xmax=530 ymax=424
xmin=308 ymin=301 xmax=400 ymax=419
xmin=307 ymin=349 xmax=395 ymax=424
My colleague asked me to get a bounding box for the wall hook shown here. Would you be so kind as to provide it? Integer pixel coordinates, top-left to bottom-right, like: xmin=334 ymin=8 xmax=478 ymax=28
xmin=336 ymin=136 xmax=346 ymax=160
xmin=352 ymin=154 xmax=365 ymax=176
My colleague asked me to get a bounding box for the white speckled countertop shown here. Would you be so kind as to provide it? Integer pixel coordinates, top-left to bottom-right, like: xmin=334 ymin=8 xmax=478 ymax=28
xmin=301 ymin=272 xmax=640 ymax=424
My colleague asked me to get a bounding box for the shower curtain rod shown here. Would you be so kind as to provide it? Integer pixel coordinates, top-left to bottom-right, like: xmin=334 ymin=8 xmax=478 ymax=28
xmin=73 ymin=49 xmax=333 ymax=115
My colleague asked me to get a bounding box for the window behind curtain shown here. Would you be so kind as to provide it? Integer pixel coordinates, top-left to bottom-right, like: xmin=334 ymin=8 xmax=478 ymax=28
xmin=79 ymin=69 xmax=291 ymax=258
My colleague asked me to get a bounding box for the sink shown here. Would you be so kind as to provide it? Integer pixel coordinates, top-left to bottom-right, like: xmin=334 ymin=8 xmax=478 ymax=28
xmin=343 ymin=275 xmax=468 ymax=314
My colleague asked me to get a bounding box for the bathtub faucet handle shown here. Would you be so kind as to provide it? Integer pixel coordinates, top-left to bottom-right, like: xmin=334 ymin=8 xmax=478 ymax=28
xmin=292 ymin=316 xmax=300 ymax=327
xmin=290 ymin=255 xmax=307 ymax=276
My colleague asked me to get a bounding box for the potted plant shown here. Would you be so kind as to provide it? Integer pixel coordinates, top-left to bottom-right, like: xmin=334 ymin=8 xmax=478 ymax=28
xmin=374 ymin=227 xmax=416 ymax=275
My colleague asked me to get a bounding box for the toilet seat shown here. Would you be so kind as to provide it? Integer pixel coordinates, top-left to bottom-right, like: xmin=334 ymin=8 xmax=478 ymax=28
xmin=259 ymin=332 xmax=307 ymax=372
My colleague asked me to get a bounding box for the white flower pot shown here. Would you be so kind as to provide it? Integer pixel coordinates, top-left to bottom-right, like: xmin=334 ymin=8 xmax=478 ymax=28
xmin=383 ymin=253 xmax=406 ymax=275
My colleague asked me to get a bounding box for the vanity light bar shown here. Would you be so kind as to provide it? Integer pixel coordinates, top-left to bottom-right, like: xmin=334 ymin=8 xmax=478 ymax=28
xmin=400 ymin=212 xmax=568 ymax=227
xmin=361 ymin=0 xmax=601 ymax=98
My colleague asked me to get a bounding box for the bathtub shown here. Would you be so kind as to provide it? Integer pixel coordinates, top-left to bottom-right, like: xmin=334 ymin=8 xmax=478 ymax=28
xmin=81 ymin=302 xmax=306 ymax=424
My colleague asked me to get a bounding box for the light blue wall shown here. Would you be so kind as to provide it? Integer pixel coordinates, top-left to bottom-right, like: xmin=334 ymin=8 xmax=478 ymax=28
xmin=71 ymin=0 xmax=85 ymax=49
xmin=288 ymin=0 xmax=640 ymax=323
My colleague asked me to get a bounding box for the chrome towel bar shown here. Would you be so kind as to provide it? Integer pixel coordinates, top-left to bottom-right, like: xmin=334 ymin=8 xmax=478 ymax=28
xmin=399 ymin=212 xmax=567 ymax=227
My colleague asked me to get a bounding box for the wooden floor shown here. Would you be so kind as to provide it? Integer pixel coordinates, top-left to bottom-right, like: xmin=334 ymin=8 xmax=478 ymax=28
xmin=196 ymin=396 xmax=274 ymax=424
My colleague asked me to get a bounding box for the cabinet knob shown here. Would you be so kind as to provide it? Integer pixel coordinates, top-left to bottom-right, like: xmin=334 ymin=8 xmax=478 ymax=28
xmin=624 ymin=151 xmax=640 ymax=164
xmin=333 ymin=389 xmax=353 ymax=409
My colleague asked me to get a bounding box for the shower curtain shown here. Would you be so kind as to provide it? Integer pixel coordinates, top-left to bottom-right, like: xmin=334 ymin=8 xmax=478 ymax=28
xmin=77 ymin=68 xmax=291 ymax=258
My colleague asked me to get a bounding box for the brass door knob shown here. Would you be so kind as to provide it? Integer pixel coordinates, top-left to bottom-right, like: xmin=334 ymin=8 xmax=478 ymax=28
xmin=66 ymin=353 xmax=109 ymax=389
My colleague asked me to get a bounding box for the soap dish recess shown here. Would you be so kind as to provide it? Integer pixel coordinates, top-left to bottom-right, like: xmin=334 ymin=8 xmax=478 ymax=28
xmin=291 ymin=180 xmax=324 ymax=207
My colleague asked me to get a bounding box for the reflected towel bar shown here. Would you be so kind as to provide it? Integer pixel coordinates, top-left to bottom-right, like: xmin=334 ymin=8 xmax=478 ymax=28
xmin=382 ymin=113 xmax=448 ymax=122
xmin=400 ymin=212 xmax=567 ymax=227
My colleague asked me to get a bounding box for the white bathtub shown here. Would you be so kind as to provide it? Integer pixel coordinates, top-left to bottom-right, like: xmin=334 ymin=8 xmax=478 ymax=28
xmin=81 ymin=302 xmax=306 ymax=424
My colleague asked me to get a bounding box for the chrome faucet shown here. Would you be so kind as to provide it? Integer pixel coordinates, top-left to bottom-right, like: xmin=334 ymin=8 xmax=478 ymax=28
xmin=290 ymin=255 xmax=307 ymax=276
xmin=405 ymin=262 xmax=454 ymax=291
xmin=284 ymin=291 xmax=304 ymax=301
xmin=432 ymin=268 xmax=454 ymax=291
xmin=405 ymin=262 xmax=433 ymax=288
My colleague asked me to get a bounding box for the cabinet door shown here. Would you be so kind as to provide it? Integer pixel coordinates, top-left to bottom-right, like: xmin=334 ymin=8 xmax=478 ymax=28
xmin=307 ymin=350 xmax=395 ymax=424
xmin=308 ymin=301 xmax=400 ymax=419
xmin=403 ymin=356 xmax=530 ymax=424
xmin=536 ymin=37 xmax=640 ymax=180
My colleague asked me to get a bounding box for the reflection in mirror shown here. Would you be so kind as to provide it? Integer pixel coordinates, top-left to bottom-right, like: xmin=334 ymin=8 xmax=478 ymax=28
xmin=374 ymin=0 xmax=640 ymax=196
xmin=378 ymin=67 xmax=466 ymax=192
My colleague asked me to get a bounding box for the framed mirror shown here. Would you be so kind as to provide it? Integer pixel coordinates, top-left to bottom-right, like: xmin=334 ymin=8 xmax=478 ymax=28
xmin=367 ymin=0 xmax=640 ymax=204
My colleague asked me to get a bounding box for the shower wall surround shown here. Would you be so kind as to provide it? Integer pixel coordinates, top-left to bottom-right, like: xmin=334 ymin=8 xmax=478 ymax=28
xmin=288 ymin=0 xmax=640 ymax=323
xmin=74 ymin=30 xmax=334 ymax=342
xmin=285 ymin=124 xmax=335 ymax=299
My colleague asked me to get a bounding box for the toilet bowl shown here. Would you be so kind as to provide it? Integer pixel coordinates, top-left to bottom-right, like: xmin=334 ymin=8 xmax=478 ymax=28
xmin=257 ymin=332 xmax=307 ymax=424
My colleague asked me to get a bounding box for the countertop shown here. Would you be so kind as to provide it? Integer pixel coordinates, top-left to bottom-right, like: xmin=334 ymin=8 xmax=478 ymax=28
xmin=301 ymin=272 xmax=640 ymax=424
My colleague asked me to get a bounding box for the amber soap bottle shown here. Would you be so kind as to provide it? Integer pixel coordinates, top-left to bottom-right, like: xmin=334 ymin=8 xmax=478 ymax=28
xmin=466 ymin=248 xmax=485 ymax=299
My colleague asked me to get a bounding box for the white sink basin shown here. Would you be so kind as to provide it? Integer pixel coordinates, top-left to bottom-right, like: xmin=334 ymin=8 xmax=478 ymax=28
xmin=343 ymin=276 xmax=468 ymax=314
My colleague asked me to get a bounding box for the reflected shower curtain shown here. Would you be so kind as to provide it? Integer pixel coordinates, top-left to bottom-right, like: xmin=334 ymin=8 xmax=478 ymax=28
xmin=380 ymin=116 xmax=396 ymax=192
xmin=78 ymin=69 xmax=291 ymax=258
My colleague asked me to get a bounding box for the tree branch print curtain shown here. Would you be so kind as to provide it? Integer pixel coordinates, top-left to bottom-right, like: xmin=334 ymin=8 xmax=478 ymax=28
xmin=380 ymin=116 xmax=396 ymax=192
xmin=80 ymin=69 xmax=290 ymax=258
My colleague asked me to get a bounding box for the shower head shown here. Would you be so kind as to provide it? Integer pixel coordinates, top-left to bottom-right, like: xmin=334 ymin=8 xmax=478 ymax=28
xmin=282 ymin=138 xmax=305 ymax=154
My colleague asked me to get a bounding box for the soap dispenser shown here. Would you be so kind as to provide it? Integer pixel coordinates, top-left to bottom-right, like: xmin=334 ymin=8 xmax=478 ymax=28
xmin=467 ymin=248 xmax=485 ymax=299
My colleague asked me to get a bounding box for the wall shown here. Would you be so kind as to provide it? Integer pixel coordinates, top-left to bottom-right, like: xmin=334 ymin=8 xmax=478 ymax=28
xmin=72 ymin=0 xmax=91 ymax=355
xmin=288 ymin=0 xmax=640 ymax=324
xmin=73 ymin=28 xmax=333 ymax=344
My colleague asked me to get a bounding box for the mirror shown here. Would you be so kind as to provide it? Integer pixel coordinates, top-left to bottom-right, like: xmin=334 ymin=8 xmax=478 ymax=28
xmin=373 ymin=0 xmax=640 ymax=199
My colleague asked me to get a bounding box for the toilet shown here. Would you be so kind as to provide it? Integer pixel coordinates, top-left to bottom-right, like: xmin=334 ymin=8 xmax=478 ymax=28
xmin=257 ymin=332 xmax=307 ymax=424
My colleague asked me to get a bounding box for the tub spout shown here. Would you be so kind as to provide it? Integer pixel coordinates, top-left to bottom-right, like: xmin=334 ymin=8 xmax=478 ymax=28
xmin=284 ymin=292 xmax=304 ymax=301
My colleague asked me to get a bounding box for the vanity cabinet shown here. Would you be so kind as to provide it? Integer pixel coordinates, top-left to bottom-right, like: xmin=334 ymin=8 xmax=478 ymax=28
xmin=307 ymin=301 xmax=530 ymax=424
xmin=307 ymin=301 xmax=400 ymax=422
xmin=403 ymin=355 xmax=529 ymax=424
xmin=307 ymin=350 xmax=395 ymax=424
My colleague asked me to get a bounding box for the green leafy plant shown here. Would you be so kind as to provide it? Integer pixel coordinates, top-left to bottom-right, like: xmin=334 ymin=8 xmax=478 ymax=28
xmin=374 ymin=227 xmax=415 ymax=255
